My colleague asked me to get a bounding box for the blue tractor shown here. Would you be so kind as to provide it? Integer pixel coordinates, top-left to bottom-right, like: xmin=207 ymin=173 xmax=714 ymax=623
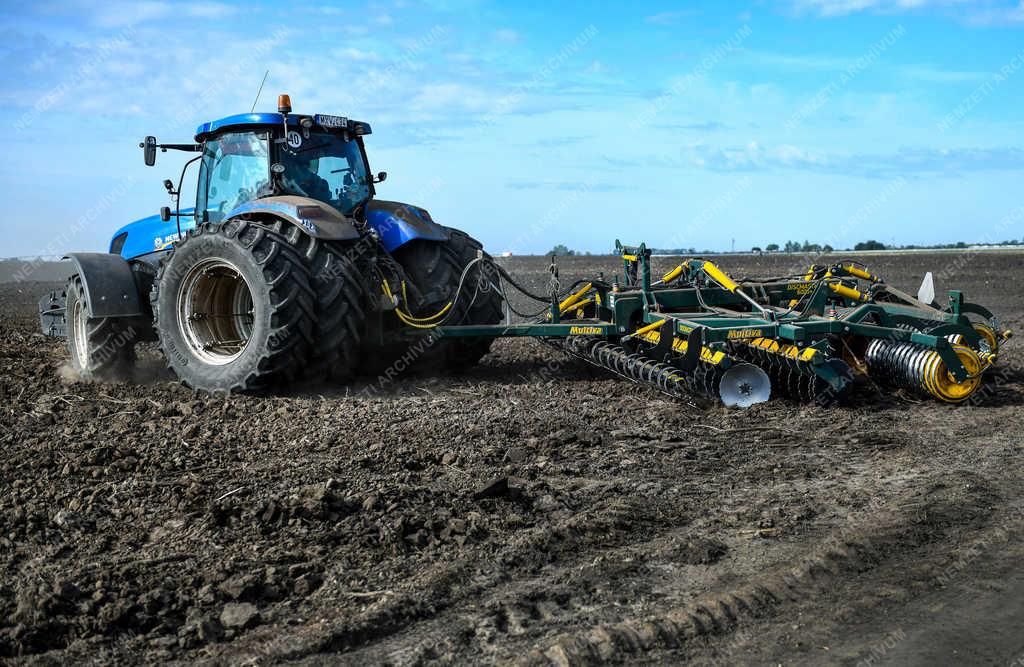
xmin=41 ymin=94 xmax=503 ymax=391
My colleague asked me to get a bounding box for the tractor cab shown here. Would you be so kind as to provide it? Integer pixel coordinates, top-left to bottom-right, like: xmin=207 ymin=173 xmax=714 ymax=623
xmin=118 ymin=95 xmax=444 ymax=265
xmin=117 ymin=94 xmax=409 ymax=262
xmin=192 ymin=95 xmax=380 ymax=223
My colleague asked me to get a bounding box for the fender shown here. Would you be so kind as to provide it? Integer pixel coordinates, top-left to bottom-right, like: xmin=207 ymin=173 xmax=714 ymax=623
xmin=64 ymin=252 xmax=145 ymax=318
xmin=227 ymin=195 xmax=361 ymax=241
xmin=365 ymin=200 xmax=449 ymax=252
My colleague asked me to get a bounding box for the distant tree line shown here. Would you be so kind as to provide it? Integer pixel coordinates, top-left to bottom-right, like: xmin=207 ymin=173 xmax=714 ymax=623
xmin=548 ymin=245 xmax=593 ymax=256
xmin=543 ymin=238 xmax=1023 ymax=257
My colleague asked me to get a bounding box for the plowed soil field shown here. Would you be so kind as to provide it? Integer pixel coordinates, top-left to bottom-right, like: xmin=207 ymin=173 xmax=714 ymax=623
xmin=2 ymin=251 xmax=1023 ymax=665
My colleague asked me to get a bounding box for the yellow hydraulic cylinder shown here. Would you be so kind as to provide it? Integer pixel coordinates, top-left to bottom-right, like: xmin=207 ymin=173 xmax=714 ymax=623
xmin=702 ymin=261 xmax=739 ymax=292
xmin=558 ymin=282 xmax=593 ymax=313
xmin=828 ymin=282 xmax=867 ymax=302
xmin=633 ymin=319 xmax=667 ymax=337
xmin=842 ymin=265 xmax=879 ymax=282
xmin=661 ymin=264 xmax=684 ymax=284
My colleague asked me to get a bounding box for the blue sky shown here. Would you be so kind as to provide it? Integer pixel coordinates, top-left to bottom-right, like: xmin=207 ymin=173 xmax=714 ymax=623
xmin=1 ymin=0 xmax=1023 ymax=256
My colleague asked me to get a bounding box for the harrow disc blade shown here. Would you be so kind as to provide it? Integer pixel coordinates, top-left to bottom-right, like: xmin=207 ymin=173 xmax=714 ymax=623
xmin=719 ymin=363 xmax=771 ymax=408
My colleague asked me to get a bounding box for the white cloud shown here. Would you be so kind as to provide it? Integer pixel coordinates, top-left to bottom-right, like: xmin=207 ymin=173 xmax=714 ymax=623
xmin=791 ymin=0 xmax=958 ymax=16
xmin=184 ymin=2 xmax=238 ymax=19
xmin=740 ymin=50 xmax=987 ymax=84
xmin=331 ymin=47 xmax=383 ymax=62
xmin=645 ymin=10 xmax=697 ymax=25
xmin=789 ymin=0 xmax=1024 ymax=25
xmin=407 ymin=82 xmax=491 ymax=113
xmin=90 ymin=0 xmax=238 ymax=27
xmin=965 ymin=0 xmax=1024 ymax=24
xmin=896 ymin=63 xmax=988 ymax=83
xmin=670 ymin=142 xmax=1024 ymax=177
xmin=493 ymin=28 xmax=521 ymax=44
xmin=91 ymin=1 xmax=172 ymax=27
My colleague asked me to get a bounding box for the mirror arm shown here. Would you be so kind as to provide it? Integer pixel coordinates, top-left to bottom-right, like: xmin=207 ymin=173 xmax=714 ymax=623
xmin=160 ymin=143 xmax=202 ymax=152
xmin=173 ymin=155 xmax=204 ymax=240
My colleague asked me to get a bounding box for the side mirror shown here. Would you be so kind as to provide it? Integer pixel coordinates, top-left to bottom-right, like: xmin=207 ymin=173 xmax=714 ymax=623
xmin=142 ymin=136 xmax=157 ymax=166
xmin=160 ymin=206 xmax=171 ymax=222
xmin=375 ymin=171 xmax=387 ymax=183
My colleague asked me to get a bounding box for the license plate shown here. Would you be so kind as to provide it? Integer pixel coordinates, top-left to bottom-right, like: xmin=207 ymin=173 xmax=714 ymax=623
xmin=314 ymin=114 xmax=348 ymax=129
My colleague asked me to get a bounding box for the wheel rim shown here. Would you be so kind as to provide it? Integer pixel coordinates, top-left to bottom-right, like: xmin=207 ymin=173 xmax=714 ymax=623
xmin=176 ymin=258 xmax=255 ymax=365
xmin=71 ymin=296 xmax=88 ymax=370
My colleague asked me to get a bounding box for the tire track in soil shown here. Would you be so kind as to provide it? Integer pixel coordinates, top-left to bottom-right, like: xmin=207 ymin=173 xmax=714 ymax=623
xmin=228 ymin=469 xmax=996 ymax=666
xmin=226 ymin=495 xmax=689 ymax=663
xmin=526 ymin=474 xmax=998 ymax=666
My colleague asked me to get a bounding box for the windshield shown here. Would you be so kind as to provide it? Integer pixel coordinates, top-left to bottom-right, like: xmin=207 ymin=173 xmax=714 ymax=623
xmin=198 ymin=132 xmax=270 ymax=223
xmin=278 ymin=132 xmax=370 ymax=215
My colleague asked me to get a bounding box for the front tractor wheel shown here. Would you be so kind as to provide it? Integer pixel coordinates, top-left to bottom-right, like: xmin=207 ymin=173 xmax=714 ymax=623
xmin=65 ymin=275 xmax=136 ymax=380
xmin=151 ymin=220 xmax=316 ymax=392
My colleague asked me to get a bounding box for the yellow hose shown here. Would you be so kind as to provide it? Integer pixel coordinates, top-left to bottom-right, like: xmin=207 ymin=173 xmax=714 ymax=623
xmin=395 ymin=308 xmax=451 ymax=328
xmin=382 ymin=280 xmax=453 ymax=327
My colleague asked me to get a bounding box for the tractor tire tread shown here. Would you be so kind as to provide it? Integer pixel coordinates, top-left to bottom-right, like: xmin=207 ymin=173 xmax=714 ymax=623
xmin=66 ymin=275 xmax=137 ymax=380
xmin=150 ymin=219 xmax=316 ymax=393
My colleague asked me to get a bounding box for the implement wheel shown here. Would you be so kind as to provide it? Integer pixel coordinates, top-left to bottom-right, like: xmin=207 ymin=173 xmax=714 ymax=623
xmin=65 ymin=275 xmax=137 ymax=380
xmin=391 ymin=227 xmax=504 ymax=371
xmin=150 ymin=219 xmax=316 ymax=392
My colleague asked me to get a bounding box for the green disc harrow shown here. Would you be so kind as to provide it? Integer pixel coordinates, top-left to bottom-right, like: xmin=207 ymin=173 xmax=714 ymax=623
xmin=428 ymin=241 xmax=1011 ymax=408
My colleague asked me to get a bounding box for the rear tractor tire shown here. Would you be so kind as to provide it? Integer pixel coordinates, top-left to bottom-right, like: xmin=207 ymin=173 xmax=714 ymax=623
xmin=65 ymin=275 xmax=137 ymax=380
xmin=150 ymin=219 xmax=317 ymax=392
xmin=389 ymin=228 xmax=504 ymax=371
xmin=258 ymin=220 xmax=370 ymax=382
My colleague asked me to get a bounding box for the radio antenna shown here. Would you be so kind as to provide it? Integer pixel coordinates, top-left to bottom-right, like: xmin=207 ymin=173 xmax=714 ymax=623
xmin=251 ymin=70 xmax=269 ymax=113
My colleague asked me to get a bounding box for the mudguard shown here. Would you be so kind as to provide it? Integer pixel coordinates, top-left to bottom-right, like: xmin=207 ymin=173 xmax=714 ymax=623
xmin=365 ymin=200 xmax=449 ymax=252
xmin=227 ymin=196 xmax=361 ymax=241
xmin=64 ymin=252 xmax=145 ymax=318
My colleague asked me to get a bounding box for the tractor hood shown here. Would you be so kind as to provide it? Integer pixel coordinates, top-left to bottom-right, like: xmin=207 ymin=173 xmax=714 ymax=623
xmin=109 ymin=209 xmax=197 ymax=261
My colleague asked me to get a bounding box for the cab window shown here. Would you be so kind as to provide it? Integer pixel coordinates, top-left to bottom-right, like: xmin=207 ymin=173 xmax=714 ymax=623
xmin=197 ymin=132 xmax=270 ymax=222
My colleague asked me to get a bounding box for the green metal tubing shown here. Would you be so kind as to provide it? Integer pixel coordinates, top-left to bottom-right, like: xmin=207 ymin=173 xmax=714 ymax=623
xmin=434 ymin=322 xmax=617 ymax=338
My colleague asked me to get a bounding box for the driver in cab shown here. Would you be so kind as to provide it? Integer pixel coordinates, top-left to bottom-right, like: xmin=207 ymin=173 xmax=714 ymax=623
xmin=281 ymin=147 xmax=332 ymax=202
